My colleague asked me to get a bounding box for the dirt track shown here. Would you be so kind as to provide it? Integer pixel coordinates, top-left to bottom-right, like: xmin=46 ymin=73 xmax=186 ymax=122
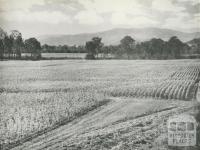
xmin=9 ymin=97 xmax=199 ymax=150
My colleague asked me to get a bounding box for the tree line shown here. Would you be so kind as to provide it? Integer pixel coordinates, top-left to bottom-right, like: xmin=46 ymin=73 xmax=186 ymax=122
xmin=1 ymin=27 xmax=200 ymax=60
xmin=85 ymin=36 xmax=199 ymax=59
xmin=41 ymin=36 xmax=200 ymax=60
xmin=0 ymin=30 xmax=42 ymax=60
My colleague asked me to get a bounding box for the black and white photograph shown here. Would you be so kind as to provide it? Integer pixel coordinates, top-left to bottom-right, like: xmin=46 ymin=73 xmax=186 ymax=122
xmin=0 ymin=0 xmax=200 ymax=149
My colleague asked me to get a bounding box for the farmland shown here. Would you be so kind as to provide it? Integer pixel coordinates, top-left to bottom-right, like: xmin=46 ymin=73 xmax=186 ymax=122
xmin=22 ymin=53 xmax=87 ymax=59
xmin=0 ymin=59 xmax=200 ymax=149
xmin=22 ymin=53 xmax=115 ymax=59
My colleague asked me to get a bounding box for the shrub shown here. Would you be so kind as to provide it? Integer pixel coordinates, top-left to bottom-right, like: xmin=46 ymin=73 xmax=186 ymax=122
xmin=85 ymin=53 xmax=95 ymax=59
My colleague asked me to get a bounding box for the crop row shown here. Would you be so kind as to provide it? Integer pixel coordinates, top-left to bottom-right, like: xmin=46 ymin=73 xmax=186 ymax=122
xmin=106 ymin=66 xmax=200 ymax=100
xmin=0 ymin=90 xmax=106 ymax=147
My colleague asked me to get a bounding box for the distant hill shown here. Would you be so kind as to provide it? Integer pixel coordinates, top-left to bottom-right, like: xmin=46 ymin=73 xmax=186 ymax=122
xmin=38 ymin=28 xmax=200 ymax=46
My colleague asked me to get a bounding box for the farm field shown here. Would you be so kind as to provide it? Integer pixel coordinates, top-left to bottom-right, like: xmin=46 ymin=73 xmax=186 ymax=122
xmin=22 ymin=53 xmax=115 ymax=59
xmin=11 ymin=98 xmax=200 ymax=150
xmin=22 ymin=53 xmax=87 ymax=59
xmin=41 ymin=53 xmax=86 ymax=59
xmin=0 ymin=59 xmax=200 ymax=149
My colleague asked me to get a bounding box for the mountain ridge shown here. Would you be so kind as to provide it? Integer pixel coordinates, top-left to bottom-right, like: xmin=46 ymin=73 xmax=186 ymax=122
xmin=38 ymin=27 xmax=200 ymax=46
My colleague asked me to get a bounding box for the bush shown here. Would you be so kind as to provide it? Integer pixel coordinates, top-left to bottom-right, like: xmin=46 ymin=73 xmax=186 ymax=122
xmin=85 ymin=53 xmax=95 ymax=59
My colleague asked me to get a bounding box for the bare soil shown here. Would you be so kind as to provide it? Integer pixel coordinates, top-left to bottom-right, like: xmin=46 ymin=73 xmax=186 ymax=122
xmin=10 ymin=98 xmax=200 ymax=150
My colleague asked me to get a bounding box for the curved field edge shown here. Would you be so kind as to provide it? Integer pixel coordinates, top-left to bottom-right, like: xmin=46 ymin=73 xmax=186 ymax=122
xmin=0 ymin=91 xmax=110 ymax=150
xmin=0 ymin=60 xmax=200 ymax=149
xmin=105 ymin=66 xmax=200 ymax=101
xmin=59 ymin=102 xmax=199 ymax=150
xmin=9 ymin=98 xmax=198 ymax=150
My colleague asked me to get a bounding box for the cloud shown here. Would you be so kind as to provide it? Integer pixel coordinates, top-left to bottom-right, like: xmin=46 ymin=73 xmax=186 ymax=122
xmin=184 ymin=3 xmax=200 ymax=15
xmin=0 ymin=0 xmax=44 ymax=11
xmin=29 ymin=0 xmax=84 ymax=14
xmin=176 ymin=0 xmax=200 ymax=5
xmin=0 ymin=0 xmax=199 ymax=37
xmin=75 ymin=10 xmax=104 ymax=25
xmin=78 ymin=0 xmax=147 ymax=15
xmin=0 ymin=0 xmax=72 ymax=24
xmin=195 ymin=13 xmax=200 ymax=18
xmin=111 ymin=12 xmax=159 ymax=27
xmin=3 ymin=11 xmax=71 ymax=24
xmin=152 ymin=0 xmax=184 ymax=12
xmin=162 ymin=12 xmax=200 ymax=30
xmin=77 ymin=0 xmax=156 ymax=27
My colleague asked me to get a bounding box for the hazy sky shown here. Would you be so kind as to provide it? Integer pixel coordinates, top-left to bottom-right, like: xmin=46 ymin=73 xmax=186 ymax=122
xmin=0 ymin=0 xmax=199 ymax=38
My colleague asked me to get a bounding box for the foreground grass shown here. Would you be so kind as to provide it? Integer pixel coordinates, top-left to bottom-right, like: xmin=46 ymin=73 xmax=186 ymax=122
xmin=0 ymin=91 xmax=107 ymax=146
xmin=0 ymin=59 xmax=200 ymax=146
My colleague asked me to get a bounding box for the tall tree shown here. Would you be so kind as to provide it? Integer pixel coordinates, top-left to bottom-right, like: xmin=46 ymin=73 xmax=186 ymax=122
xmin=85 ymin=41 xmax=96 ymax=59
xmin=188 ymin=38 xmax=200 ymax=54
xmin=146 ymin=38 xmax=165 ymax=58
xmin=10 ymin=30 xmax=23 ymax=59
xmin=14 ymin=36 xmax=24 ymax=58
xmin=85 ymin=37 xmax=103 ymax=59
xmin=120 ymin=36 xmax=135 ymax=59
xmin=0 ymin=39 xmax=4 ymax=60
xmin=91 ymin=37 xmax=103 ymax=58
xmin=24 ymin=38 xmax=41 ymax=59
xmin=167 ymin=36 xmax=184 ymax=58
xmin=3 ymin=35 xmax=13 ymax=58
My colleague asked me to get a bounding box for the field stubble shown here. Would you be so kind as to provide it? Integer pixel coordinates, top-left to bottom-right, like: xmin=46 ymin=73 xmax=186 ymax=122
xmin=0 ymin=59 xmax=200 ymax=148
